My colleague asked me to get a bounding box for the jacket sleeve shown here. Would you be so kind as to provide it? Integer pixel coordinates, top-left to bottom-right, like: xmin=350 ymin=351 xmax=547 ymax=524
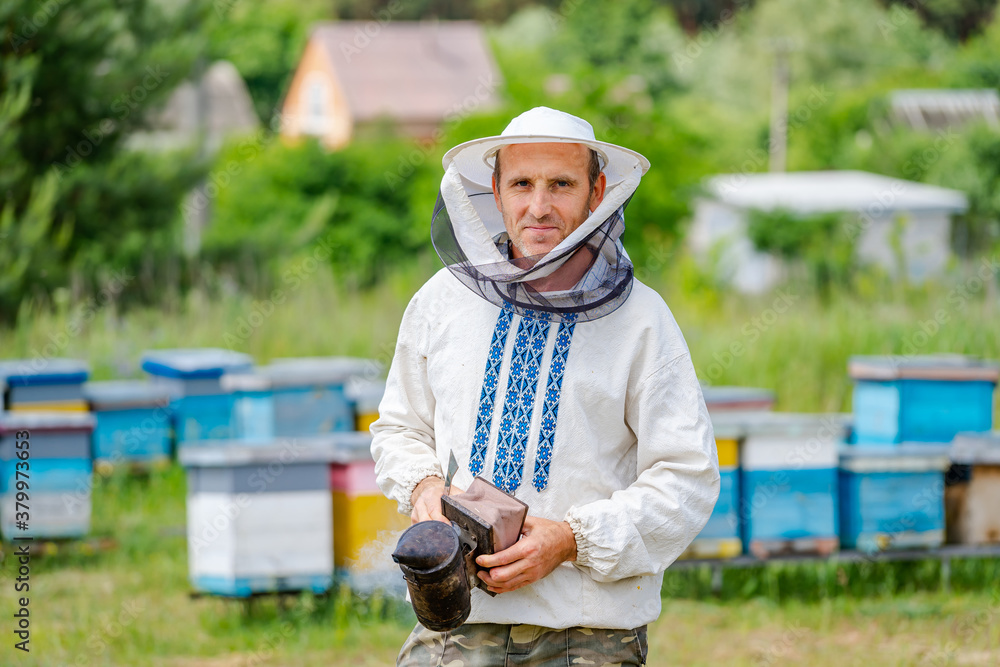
xmin=370 ymin=291 xmax=443 ymax=517
xmin=563 ymin=352 xmax=720 ymax=582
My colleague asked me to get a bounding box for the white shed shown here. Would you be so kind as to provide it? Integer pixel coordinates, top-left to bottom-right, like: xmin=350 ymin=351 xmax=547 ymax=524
xmin=689 ymin=170 xmax=968 ymax=294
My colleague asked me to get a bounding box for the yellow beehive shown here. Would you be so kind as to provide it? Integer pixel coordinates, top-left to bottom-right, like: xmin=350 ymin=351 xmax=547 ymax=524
xmin=347 ymin=379 xmax=385 ymax=435
xmin=8 ymin=401 xmax=89 ymax=412
xmin=330 ymin=459 xmax=409 ymax=569
xmin=355 ymin=412 xmax=379 ymax=433
xmin=716 ymin=438 xmax=739 ymax=468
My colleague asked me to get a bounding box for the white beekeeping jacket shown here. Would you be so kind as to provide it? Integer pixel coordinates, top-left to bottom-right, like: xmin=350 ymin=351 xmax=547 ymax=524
xmin=371 ymin=268 xmax=719 ymax=629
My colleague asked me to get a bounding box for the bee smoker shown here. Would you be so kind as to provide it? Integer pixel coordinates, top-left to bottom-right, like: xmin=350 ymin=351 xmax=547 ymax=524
xmin=392 ymin=476 xmax=528 ymax=632
xmin=392 ymin=520 xmax=473 ymax=631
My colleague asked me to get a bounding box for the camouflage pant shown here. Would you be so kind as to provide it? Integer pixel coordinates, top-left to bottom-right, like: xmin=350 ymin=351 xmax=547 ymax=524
xmin=397 ymin=622 xmax=648 ymax=666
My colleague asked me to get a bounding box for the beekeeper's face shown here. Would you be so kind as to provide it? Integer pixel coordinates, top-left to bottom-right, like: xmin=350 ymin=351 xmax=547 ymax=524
xmin=492 ymin=142 xmax=606 ymax=259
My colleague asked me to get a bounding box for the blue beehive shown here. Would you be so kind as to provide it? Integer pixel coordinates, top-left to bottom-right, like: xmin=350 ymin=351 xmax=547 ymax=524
xmin=681 ymin=415 xmax=743 ymax=559
xmin=849 ymin=356 xmax=998 ymax=445
xmin=221 ymin=373 xmax=275 ymax=443
xmin=0 ymin=359 xmax=90 ymax=412
xmin=345 ymin=377 xmax=386 ymax=433
xmin=0 ymin=412 xmax=94 ymax=539
xmin=84 ymin=381 xmax=175 ymax=467
xmin=226 ymin=358 xmax=375 ymax=440
xmin=141 ymin=349 xmax=253 ymax=446
xmin=738 ymin=413 xmax=848 ymax=558
xmin=839 ymin=445 xmax=950 ymax=552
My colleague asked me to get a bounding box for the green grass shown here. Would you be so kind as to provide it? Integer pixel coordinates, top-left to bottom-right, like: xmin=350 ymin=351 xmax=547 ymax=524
xmin=2 ymin=468 xmax=998 ymax=665
xmin=2 ymin=255 xmax=1000 ymax=663
xmin=0 ymin=465 xmax=415 ymax=666
xmin=3 ymin=252 xmax=998 ymax=413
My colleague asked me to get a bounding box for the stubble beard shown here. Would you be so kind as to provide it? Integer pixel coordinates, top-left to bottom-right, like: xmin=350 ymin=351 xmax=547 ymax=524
xmin=503 ymin=198 xmax=594 ymax=259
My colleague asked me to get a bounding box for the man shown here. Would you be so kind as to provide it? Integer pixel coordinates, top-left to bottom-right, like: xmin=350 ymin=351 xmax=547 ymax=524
xmin=372 ymin=107 xmax=719 ymax=665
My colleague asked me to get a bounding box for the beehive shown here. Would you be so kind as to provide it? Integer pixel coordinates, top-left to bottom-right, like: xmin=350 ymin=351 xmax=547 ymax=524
xmin=329 ymin=431 xmax=409 ymax=590
xmin=225 ymin=358 xmax=374 ymax=440
xmin=0 ymin=359 xmax=89 ymax=412
xmin=739 ymin=413 xmax=847 ymax=558
xmin=0 ymin=412 xmax=94 ymax=539
xmin=346 ymin=377 xmax=386 ymax=433
xmin=949 ymin=432 xmax=1000 ymax=545
xmin=141 ymin=349 xmax=253 ymax=446
xmin=702 ymin=386 xmax=775 ymax=414
xmin=179 ymin=436 xmax=353 ymax=597
xmin=839 ymin=445 xmax=950 ymax=552
xmin=681 ymin=416 xmax=743 ymax=559
xmin=849 ymin=356 xmax=997 ymax=445
xmin=220 ymin=373 xmax=274 ymax=444
xmin=84 ymin=380 xmax=174 ymax=468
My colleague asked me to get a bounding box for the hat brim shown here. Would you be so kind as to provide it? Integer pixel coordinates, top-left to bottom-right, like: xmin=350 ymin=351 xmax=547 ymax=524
xmin=443 ymin=134 xmax=650 ymax=190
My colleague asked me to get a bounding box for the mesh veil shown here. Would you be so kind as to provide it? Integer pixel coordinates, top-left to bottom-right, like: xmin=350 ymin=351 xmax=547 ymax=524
xmin=431 ymin=162 xmax=642 ymax=323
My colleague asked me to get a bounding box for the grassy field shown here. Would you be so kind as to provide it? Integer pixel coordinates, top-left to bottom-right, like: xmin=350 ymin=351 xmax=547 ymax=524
xmin=0 ymin=466 xmax=998 ymax=666
xmin=2 ymin=252 xmax=999 ymax=414
xmin=1 ymin=255 xmax=999 ymax=664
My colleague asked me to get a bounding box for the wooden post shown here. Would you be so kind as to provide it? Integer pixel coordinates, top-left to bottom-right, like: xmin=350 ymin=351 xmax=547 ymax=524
xmin=768 ymin=40 xmax=791 ymax=173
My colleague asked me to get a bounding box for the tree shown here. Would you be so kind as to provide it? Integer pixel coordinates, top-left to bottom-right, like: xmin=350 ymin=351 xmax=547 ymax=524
xmin=206 ymin=0 xmax=330 ymax=124
xmin=882 ymin=0 xmax=999 ymax=42
xmin=0 ymin=0 xmax=209 ymax=320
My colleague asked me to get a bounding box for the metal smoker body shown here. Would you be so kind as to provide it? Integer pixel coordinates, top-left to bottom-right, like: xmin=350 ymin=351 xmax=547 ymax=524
xmin=393 ymin=476 xmax=528 ymax=632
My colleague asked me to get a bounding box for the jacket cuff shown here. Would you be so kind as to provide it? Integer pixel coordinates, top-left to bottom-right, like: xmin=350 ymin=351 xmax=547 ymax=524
xmin=563 ymin=506 xmax=596 ymax=569
xmin=394 ymin=465 xmax=444 ymax=517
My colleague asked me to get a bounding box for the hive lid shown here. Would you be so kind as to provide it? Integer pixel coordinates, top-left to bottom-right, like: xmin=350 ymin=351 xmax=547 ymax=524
xmin=0 ymin=411 xmax=96 ymax=434
xmin=951 ymin=431 xmax=1000 ymax=464
xmin=219 ymin=372 xmax=273 ymax=392
xmin=719 ymin=412 xmax=850 ymax=439
xmin=346 ymin=377 xmax=386 ymax=409
xmin=702 ymin=385 xmax=775 ymax=412
xmin=708 ymin=411 xmax=754 ymax=439
xmin=839 ymin=443 xmax=952 ymax=472
xmin=141 ymin=349 xmax=253 ymax=379
xmin=0 ymin=359 xmax=90 ymax=387
xmin=848 ymin=355 xmax=1000 ymax=381
xmin=260 ymin=357 xmax=380 ymax=387
xmin=177 ymin=432 xmax=374 ymax=466
xmin=83 ymin=380 xmax=176 ymax=408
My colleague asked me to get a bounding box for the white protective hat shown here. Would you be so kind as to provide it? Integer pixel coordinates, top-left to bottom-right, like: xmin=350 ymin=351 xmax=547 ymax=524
xmin=432 ymin=107 xmax=650 ymax=323
xmin=443 ymin=106 xmax=650 ymax=188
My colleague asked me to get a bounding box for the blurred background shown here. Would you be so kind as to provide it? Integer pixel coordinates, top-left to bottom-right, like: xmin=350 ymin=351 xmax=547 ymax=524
xmin=1 ymin=0 xmax=1000 ymax=664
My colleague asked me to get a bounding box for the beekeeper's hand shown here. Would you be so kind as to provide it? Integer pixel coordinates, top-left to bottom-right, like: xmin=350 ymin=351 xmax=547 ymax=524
xmin=410 ymin=476 xmax=463 ymax=525
xmin=475 ymin=515 xmax=577 ymax=594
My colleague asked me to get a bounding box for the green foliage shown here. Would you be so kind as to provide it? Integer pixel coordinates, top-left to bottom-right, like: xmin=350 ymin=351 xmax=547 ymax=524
xmin=330 ymin=0 xmax=561 ymax=22
xmin=950 ymin=10 xmax=1000 ymax=86
xmin=883 ymin=0 xmax=1000 ymax=42
xmin=0 ymin=0 xmax=210 ymax=321
xmin=206 ymin=0 xmax=330 ymax=123
xmin=0 ymin=47 xmax=62 ymax=315
xmin=204 ymin=136 xmax=434 ymax=289
xmin=747 ymin=209 xmax=856 ymax=298
xmin=663 ymin=557 xmax=1000 ymax=602
xmin=486 ymin=5 xmax=713 ymax=264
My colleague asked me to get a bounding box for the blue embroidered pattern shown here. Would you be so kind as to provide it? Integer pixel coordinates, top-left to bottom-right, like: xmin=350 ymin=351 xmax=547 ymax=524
xmin=492 ymin=311 xmax=551 ymax=493
xmin=532 ymin=315 xmax=577 ymax=491
xmin=469 ymin=308 xmax=514 ymax=476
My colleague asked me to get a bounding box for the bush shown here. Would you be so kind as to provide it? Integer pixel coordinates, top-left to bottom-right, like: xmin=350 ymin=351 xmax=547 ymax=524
xmin=203 ymin=135 xmax=437 ymax=291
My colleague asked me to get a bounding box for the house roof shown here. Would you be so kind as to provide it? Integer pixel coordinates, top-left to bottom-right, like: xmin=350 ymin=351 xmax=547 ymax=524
xmin=706 ymin=170 xmax=967 ymax=215
xmin=311 ymin=21 xmax=502 ymax=124
xmin=129 ymin=60 xmax=259 ymax=153
xmin=890 ymin=89 xmax=1000 ymax=130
